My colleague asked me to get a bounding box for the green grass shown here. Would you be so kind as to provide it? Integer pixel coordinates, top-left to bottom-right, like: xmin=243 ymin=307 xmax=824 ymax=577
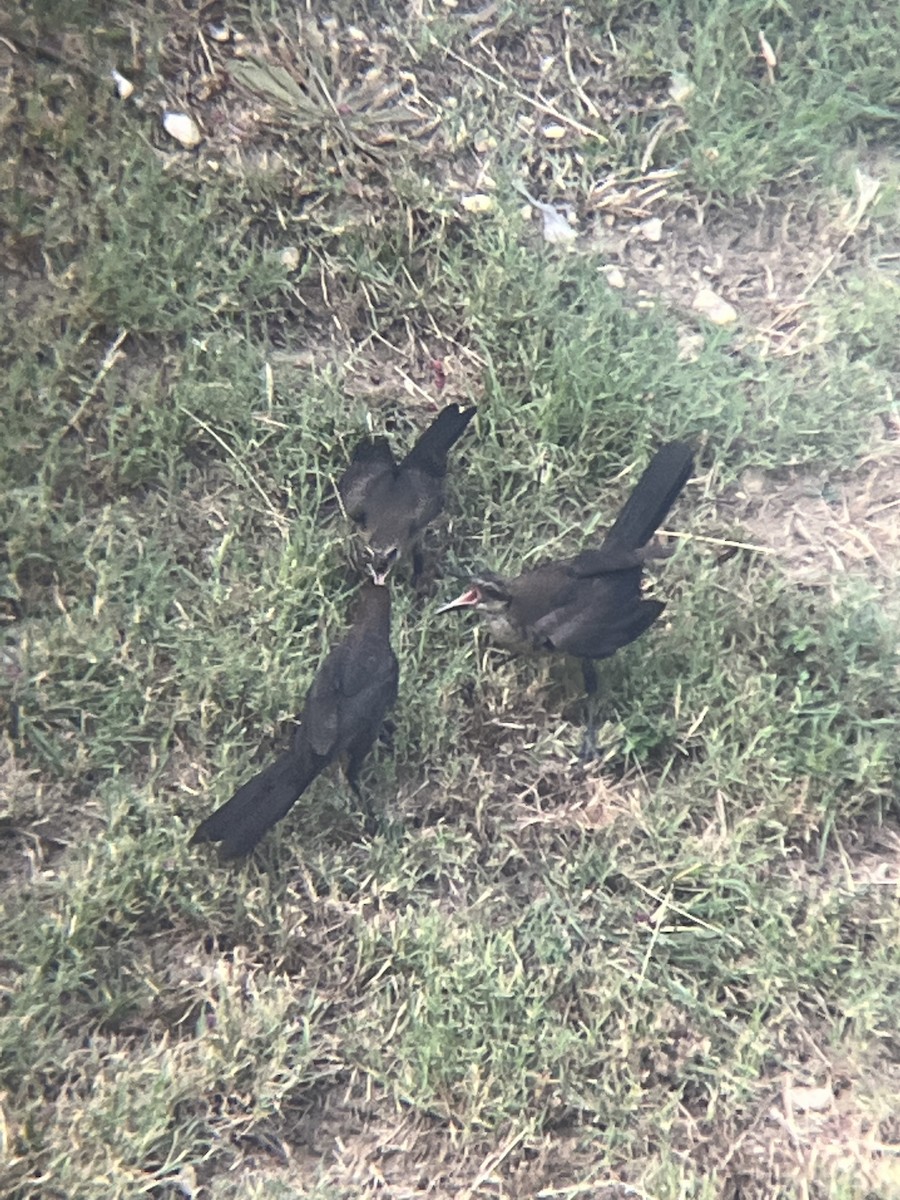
xmin=648 ymin=0 xmax=900 ymax=195
xmin=2 ymin=2 xmax=900 ymax=1198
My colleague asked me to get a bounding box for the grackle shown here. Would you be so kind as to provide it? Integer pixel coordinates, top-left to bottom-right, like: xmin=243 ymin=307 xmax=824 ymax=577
xmin=437 ymin=441 xmax=694 ymax=707
xmin=190 ymin=581 xmax=399 ymax=858
xmin=337 ymin=403 xmax=476 ymax=584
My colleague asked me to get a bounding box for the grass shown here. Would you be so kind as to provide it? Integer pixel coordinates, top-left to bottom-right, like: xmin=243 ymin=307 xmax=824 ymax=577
xmin=2 ymin=1 xmax=900 ymax=1197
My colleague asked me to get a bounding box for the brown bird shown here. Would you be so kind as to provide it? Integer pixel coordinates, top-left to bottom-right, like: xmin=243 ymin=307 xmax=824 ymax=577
xmin=437 ymin=441 xmax=694 ymax=698
xmin=337 ymin=403 xmax=476 ymax=584
xmin=190 ymin=581 xmax=399 ymax=859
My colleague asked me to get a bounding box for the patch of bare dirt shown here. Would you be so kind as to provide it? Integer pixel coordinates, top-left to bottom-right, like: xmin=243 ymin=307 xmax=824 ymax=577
xmin=596 ymin=195 xmax=822 ymax=340
xmin=199 ymin=1050 xmax=900 ymax=1199
xmin=721 ymin=1012 xmax=900 ymax=1199
xmin=721 ymin=426 xmax=900 ymax=596
xmin=588 ymin=179 xmax=892 ymax=356
xmin=206 ymin=1114 xmax=635 ymax=1200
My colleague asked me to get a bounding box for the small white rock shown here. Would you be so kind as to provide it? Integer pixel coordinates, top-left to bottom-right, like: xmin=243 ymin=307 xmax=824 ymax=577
xmin=693 ymin=286 xmax=737 ymax=325
xmin=758 ymin=30 xmax=777 ymax=69
xmin=280 ymin=246 xmax=301 ymax=270
xmin=473 ymin=133 xmax=497 ymax=153
xmin=110 ymin=69 xmax=134 ymax=100
xmin=640 ymin=217 xmax=663 ymax=243
xmin=740 ymin=468 xmax=767 ymax=496
xmin=540 ymin=206 xmax=576 ymax=244
xmin=163 ymin=111 xmax=202 ymax=149
xmin=461 ymin=193 xmax=495 ymax=214
xmin=207 ymin=23 xmax=232 ymax=43
xmin=787 ymin=1083 xmax=833 ymax=1113
xmin=677 ymin=330 xmax=705 ymax=361
xmin=602 ymin=265 xmax=626 ymax=289
xmin=669 ymin=73 xmax=696 ymax=104
xmin=542 ymin=123 xmax=568 ymax=140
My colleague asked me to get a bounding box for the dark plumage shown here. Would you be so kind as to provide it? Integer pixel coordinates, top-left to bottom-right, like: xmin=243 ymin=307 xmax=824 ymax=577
xmin=190 ymin=581 xmax=399 ymax=858
xmin=437 ymin=441 xmax=694 ymax=688
xmin=337 ymin=404 xmax=476 ymax=583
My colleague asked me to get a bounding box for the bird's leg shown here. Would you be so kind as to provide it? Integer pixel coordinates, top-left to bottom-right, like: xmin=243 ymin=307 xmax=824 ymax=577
xmin=579 ymin=658 xmax=601 ymax=761
xmin=412 ymin=544 xmax=427 ymax=585
xmin=581 ymin=659 xmax=598 ymax=695
xmin=347 ymin=768 xmax=363 ymax=801
xmin=412 ymin=537 xmax=447 ymax=598
xmin=346 ymin=751 xmax=378 ymax=836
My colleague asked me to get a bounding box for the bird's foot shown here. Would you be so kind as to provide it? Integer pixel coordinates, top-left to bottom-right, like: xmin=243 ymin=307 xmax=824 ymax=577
xmin=349 ymin=784 xmax=381 ymax=838
xmin=578 ymin=724 xmax=604 ymax=763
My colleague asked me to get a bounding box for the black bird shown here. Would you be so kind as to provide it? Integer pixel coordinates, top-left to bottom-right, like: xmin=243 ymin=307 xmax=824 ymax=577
xmin=437 ymin=441 xmax=694 ymax=697
xmin=337 ymin=403 xmax=476 ymax=584
xmin=190 ymin=581 xmax=399 ymax=859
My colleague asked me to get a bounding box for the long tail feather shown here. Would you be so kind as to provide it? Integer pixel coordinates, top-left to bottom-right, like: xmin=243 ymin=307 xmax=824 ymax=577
xmin=190 ymin=751 xmax=320 ymax=859
xmin=602 ymin=442 xmax=694 ymax=552
xmin=401 ymin=405 xmax=476 ymax=474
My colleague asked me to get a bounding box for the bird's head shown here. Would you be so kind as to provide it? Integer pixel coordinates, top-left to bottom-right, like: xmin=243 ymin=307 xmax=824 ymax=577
xmin=436 ymin=573 xmax=511 ymax=615
xmin=364 ymin=543 xmax=401 ymax=586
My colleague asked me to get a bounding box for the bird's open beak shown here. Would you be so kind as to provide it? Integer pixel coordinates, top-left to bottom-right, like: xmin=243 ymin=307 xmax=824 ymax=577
xmin=365 ymin=546 xmax=399 ymax=587
xmin=436 ymin=586 xmax=481 ymax=614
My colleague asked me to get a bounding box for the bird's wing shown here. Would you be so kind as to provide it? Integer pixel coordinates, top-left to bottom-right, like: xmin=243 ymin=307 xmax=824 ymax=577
xmin=562 ymin=599 xmax=666 ymax=659
xmin=358 ymin=467 xmax=445 ymax=551
xmin=399 ymin=468 xmax=445 ymax=534
xmin=299 ymin=648 xmax=345 ymax=757
xmin=338 ymin=636 xmax=400 ymax=706
xmin=338 ymin=650 xmax=400 ymax=751
xmin=535 ymin=595 xmax=666 ymax=660
xmin=568 ymin=547 xmax=648 ymax=576
xmin=529 ymin=566 xmax=665 ymax=660
xmin=337 ymin=437 xmax=397 ymax=523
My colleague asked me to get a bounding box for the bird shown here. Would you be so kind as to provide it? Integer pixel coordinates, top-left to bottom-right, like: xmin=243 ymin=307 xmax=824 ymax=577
xmin=190 ymin=581 xmax=399 ymax=859
xmin=337 ymin=403 xmax=476 ymax=584
xmin=436 ymin=441 xmax=694 ymax=701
